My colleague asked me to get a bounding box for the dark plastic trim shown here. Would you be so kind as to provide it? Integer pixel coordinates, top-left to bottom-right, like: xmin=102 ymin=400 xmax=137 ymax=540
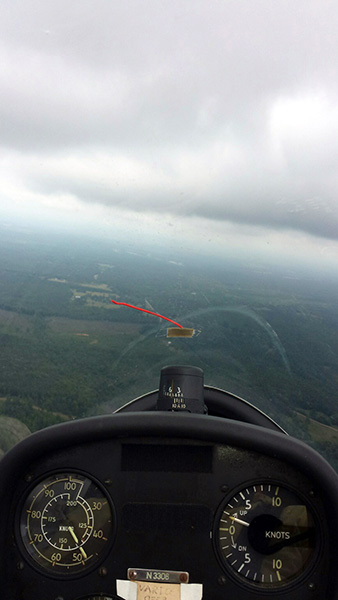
xmin=0 ymin=412 xmax=335 ymax=497
xmin=1 ymin=412 xmax=338 ymax=598
xmin=114 ymin=386 xmax=286 ymax=433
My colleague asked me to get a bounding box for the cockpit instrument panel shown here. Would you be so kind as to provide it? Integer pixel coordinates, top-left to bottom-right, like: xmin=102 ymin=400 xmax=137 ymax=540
xmin=0 ymin=408 xmax=337 ymax=600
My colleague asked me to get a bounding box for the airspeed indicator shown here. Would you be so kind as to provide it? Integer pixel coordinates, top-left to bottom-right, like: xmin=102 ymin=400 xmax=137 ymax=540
xmin=19 ymin=472 xmax=114 ymax=576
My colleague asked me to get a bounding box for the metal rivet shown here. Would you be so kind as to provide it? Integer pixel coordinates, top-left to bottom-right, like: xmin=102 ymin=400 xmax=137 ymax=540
xmin=129 ymin=570 xmax=138 ymax=580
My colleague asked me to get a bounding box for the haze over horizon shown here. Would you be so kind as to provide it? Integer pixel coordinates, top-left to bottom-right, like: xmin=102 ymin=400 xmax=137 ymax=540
xmin=1 ymin=0 xmax=338 ymax=270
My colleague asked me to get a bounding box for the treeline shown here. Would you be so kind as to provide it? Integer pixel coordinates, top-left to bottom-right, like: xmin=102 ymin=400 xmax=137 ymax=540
xmin=0 ymin=397 xmax=64 ymax=433
xmin=0 ymin=324 xmax=128 ymax=418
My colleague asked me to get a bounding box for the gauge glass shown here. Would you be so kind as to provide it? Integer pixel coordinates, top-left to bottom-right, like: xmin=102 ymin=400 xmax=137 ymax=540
xmin=217 ymin=483 xmax=317 ymax=587
xmin=20 ymin=473 xmax=114 ymax=575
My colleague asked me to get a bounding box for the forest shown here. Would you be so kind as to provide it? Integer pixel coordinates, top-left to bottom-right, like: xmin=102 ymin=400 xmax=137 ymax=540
xmin=0 ymin=222 xmax=338 ymax=468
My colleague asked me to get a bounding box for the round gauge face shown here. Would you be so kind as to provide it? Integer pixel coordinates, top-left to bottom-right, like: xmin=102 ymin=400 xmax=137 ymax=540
xmin=217 ymin=482 xmax=318 ymax=588
xmin=19 ymin=473 xmax=114 ymax=575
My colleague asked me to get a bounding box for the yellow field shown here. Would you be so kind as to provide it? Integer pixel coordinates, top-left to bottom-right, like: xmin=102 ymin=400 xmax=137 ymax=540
xmin=70 ymin=287 xmax=118 ymax=308
xmin=296 ymin=412 xmax=338 ymax=443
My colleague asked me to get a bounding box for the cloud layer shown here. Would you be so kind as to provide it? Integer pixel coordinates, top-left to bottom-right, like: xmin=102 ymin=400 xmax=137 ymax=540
xmin=1 ymin=0 xmax=338 ymax=245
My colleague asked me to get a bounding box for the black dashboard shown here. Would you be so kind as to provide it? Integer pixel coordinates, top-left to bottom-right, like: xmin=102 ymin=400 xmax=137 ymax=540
xmin=0 ymin=382 xmax=338 ymax=600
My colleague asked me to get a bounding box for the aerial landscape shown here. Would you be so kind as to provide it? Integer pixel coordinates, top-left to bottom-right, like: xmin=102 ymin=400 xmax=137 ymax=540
xmin=1 ymin=4 xmax=338 ymax=600
xmin=0 ymin=220 xmax=337 ymax=469
xmin=0 ymin=1 xmax=338 ymax=473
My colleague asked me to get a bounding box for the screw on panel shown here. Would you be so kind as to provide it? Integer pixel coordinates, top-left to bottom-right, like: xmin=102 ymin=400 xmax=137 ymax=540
xmin=16 ymin=561 xmax=24 ymax=570
xmin=218 ymin=575 xmax=227 ymax=586
xmin=220 ymin=485 xmax=228 ymax=493
xmin=129 ymin=570 xmax=138 ymax=580
xmin=104 ymin=478 xmax=113 ymax=486
xmin=99 ymin=566 xmax=108 ymax=577
xmin=308 ymin=582 xmax=316 ymax=591
xmin=179 ymin=573 xmax=188 ymax=583
xmin=24 ymin=474 xmax=33 ymax=482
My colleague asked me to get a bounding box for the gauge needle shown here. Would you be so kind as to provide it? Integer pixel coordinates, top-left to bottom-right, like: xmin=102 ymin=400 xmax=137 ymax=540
xmin=229 ymin=515 xmax=250 ymax=527
xmin=69 ymin=527 xmax=87 ymax=559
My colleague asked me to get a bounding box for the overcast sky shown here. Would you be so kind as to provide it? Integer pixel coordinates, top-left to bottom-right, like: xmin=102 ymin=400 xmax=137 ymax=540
xmin=1 ymin=0 xmax=338 ymax=268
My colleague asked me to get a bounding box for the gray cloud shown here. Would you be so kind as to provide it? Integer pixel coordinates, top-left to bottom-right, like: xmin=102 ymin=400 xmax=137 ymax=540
xmin=1 ymin=0 xmax=338 ymax=242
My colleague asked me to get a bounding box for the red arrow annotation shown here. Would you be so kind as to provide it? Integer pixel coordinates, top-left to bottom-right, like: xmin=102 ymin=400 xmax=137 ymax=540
xmin=110 ymin=300 xmax=183 ymax=328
